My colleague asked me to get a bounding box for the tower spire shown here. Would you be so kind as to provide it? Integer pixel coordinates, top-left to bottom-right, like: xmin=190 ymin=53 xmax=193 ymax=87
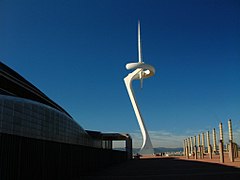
xmin=138 ymin=20 xmax=142 ymax=63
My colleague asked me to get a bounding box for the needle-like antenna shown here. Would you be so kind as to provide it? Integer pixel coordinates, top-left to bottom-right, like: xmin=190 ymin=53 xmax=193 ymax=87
xmin=138 ymin=20 xmax=142 ymax=63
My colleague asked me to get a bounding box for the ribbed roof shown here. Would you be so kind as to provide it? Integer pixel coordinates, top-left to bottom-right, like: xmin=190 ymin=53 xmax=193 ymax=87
xmin=0 ymin=61 xmax=72 ymax=118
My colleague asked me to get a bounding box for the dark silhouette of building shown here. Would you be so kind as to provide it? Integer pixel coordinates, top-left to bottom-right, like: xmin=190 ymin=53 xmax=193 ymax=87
xmin=0 ymin=61 xmax=132 ymax=180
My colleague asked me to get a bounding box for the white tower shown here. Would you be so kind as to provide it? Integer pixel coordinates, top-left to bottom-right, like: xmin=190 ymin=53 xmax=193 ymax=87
xmin=124 ymin=21 xmax=155 ymax=155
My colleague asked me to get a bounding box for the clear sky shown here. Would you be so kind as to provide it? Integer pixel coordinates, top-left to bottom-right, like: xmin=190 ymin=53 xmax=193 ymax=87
xmin=1 ymin=0 xmax=240 ymax=148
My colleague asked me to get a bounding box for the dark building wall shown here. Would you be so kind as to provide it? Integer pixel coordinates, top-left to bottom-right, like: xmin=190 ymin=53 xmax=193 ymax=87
xmin=0 ymin=62 xmax=130 ymax=180
xmin=0 ymin=132 xmax=127 ymax=180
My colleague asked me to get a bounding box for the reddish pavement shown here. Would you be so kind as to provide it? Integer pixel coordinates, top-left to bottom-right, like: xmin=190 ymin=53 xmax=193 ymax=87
xmin=83 ymin=155 xmax=240 ymax=180
xmin=177 ymin=153 xmax=240 ymax=168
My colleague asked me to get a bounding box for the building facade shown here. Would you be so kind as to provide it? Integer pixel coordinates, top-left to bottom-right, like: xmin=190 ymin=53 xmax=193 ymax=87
xmin=0 ymin=62 xmax=130 ymax=180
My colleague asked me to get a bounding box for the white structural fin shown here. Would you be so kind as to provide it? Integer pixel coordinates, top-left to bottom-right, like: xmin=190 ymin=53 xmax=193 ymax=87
xmin=124 ymin=21 xmax=155 ymax=155
xmin=138 ymin=20 xmax=143 ymax=89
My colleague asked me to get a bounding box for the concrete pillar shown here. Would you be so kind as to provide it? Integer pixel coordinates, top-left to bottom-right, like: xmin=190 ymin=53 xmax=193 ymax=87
xmin=183 ymin=139 xmax=186 ymax=156
xmin=207 ymin=131 xmax=210 ymax=153
xmin=185 ymin=139 xmax=189 ymax=159
xmin=184 ymin=139 xmax=187 ymax=157
xmin=193 ymin=136 xmax=197 ymax=159
xmin=219 ymin=122 xmax=224 ymax=149
xmin=194 ymin=146 xmax=198 ymax=159
xmin=219 ymin=122 xmax=224 ymax=163
xmin=198 ymin=134 xmax=204 ymax=159
xmin=228 ymin=119 xmax=234 ymax=162
xmin=188 ymin=138 xmax=191 ymax=155
xmin=194 ymin=136 xmax=197 ymax=147
xmin=190 ymin=137 xmax=193 ymax=155
xmin=207 ymin=131 xmax=212 ymax=159
xmin=212 ymin=128 xmax=217 ymax=153
xmin=200 ymin=146 xmax=204 ymax=159
xmin=198 ymin=134 xmax=201 ymax=147
xmin=233 ymin=143 xmax=238 ymax=158
xmin=202 ymin=132 xmax=205 ymax=153
xmin=228 ymin=119 xmax=233 ymax=141
xmin=198 ymin=134 xmax=202 ymax=159
xmin=219 ymin=139 xmax=224 ymax=163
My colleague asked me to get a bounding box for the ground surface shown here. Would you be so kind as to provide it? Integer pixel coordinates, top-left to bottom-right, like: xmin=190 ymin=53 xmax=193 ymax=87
xmin=82 ymin=154 xmax=240 ymax=180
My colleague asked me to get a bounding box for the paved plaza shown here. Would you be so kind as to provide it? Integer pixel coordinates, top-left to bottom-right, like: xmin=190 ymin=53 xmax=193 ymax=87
xmin=83 ymin=155 xmax=240 ymax=180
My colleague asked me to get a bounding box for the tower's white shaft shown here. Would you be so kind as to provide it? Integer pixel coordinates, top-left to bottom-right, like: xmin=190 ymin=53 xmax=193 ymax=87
xmin=124 ymin=70 xmax=154 ymax=154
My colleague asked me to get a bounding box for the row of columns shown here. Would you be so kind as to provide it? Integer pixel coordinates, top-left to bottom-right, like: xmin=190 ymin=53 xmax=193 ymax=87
xmin=183 ymin=119 xmax=239 ymax=163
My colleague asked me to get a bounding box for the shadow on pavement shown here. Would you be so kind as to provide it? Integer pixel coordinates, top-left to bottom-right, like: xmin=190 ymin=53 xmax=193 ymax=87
xmin=82 ymin=157 xmax=240 ymax=180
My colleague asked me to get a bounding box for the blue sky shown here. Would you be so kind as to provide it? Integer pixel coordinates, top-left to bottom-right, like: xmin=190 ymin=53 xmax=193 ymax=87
xmin=1 ymin=0 xmax=240 ymax=148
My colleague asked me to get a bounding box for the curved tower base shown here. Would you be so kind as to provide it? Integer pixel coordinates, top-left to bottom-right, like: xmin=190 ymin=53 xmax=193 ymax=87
xmin=140 ymin=145 xmax=154 ymax=155
xmin=124 ymin=68 xmax=154 ymax=155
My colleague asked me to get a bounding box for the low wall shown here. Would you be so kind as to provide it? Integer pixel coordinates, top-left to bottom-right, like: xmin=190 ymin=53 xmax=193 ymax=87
xmin=0 ymin=133 xmax=127 ymax=180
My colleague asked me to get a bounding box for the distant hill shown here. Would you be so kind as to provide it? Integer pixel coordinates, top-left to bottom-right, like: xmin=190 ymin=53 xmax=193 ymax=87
xmin=153 ymin=147 xmax=183 ymax=153
xmin=114 ymin=147 xmax=183 ymax=154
